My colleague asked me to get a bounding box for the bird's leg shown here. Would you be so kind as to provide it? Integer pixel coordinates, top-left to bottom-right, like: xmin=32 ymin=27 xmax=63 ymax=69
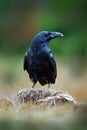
xmin=48 ymin=83 xmax=51 ymax=89
xmin=32 ymin=82 xmax=37 ymax=88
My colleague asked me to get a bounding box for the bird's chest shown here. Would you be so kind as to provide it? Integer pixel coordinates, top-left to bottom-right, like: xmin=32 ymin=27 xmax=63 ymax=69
xmin=32 ymin=51 xmax=45 ymax=62
xmin=31 ymin=47 xmax=46 ymax=60
xmin=29 ymin=52 xmax=45 ymax=72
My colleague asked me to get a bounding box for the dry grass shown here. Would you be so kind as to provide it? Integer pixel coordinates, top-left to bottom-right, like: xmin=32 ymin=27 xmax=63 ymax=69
xmin=0 ymin=57 xmax=87 ymax=130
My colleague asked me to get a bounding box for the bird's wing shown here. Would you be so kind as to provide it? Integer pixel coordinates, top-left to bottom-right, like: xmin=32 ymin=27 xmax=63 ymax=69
xmin=23 ymin=48 xmax=33 ymax=71
xmin=45 ymin=51 xmax=57 ymax=76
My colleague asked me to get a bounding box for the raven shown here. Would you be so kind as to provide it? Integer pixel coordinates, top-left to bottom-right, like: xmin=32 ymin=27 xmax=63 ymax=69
xmin=24 ymin=31 xmax=63 ymax=88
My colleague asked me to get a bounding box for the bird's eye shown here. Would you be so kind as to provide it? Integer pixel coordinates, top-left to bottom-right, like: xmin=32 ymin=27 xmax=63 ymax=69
xmin=48 ymin=32 xmax=51 ymax=35
xmin=45 ymin=32 xmax=51 ymax=37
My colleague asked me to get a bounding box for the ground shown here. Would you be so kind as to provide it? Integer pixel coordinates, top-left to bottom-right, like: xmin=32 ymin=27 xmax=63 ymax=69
xmin=0 ymin=57 xmax=87 ymax=130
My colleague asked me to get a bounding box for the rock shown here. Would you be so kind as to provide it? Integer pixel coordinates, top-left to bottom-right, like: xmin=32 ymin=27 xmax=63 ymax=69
xmin=15 ymin=88 xmax=76 ymax=106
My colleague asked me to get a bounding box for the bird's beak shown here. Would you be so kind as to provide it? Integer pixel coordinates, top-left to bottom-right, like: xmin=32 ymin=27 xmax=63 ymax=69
xmin=50 ymin=32 xmax=64 ymax=39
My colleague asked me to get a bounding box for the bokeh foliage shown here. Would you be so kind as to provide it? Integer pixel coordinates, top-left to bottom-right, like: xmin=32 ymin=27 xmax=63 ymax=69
xmin=0 ymin=0 xmax=87 ymax=84
xmin=0 ymin=0 xmax=87 ymax=57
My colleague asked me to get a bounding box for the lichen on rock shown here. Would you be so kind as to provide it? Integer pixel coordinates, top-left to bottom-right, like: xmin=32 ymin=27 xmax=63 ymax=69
xmin=15 ymin=88 xmax=76 ymax=106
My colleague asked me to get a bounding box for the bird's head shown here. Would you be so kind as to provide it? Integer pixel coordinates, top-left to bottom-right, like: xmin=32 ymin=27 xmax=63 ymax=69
xmin=31 ymin=31 xmax=64 ymax=47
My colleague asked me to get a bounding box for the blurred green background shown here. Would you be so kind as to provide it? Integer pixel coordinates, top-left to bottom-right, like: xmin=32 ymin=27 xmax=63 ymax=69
xmin=0 ymin=0 xmax=87 ymax=63
xmin=0 ymin=0 xmax=87 ymax=90
xmin=0 ymin=0 xmax=87 ymax=91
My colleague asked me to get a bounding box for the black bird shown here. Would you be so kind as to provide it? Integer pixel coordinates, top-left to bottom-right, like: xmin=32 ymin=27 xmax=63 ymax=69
xmin=24 ymin=31 xmax=63 ymax=88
